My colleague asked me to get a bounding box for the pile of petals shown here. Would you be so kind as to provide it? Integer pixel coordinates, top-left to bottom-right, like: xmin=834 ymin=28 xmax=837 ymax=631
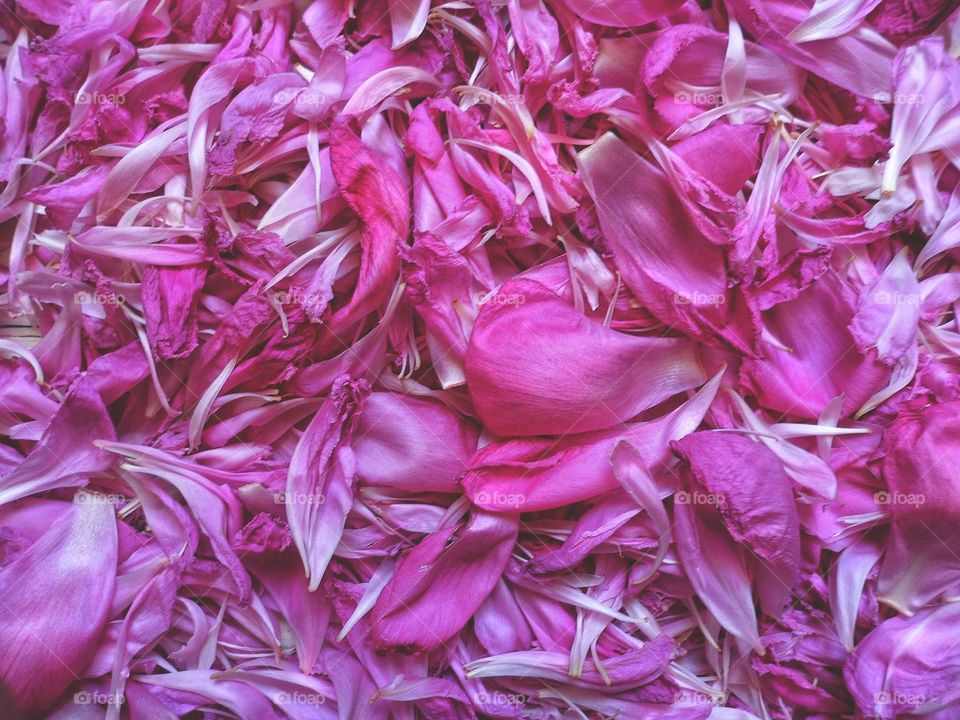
xmin=3 ymin=0 xmax=960 ymax=717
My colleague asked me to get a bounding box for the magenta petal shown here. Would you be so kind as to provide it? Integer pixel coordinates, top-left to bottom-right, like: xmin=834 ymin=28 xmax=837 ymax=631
xmin=466 ymin=278 xmax=705 ymax=436
xmin=579 ymin=133 xmax=759 ymax=354
xmin=353 ymin=392 xmax=478 ymax=493
xmin=6 ymin=0 xmax=960 ymax=716
xmin=559 ymin=0 xmax=684 ymax=28
xmin=849 ymin=249 xmax=921 ymax=365
xmin=0 ymin=493 xmax=118 ymax=714
xmin=741 ymin=274 xmax=888 ymax=419
xmin=728 ymin=0 xmax=895 ymax=97
xmin=287 ymin=375 xmax=369 ymax=591
xmin=877 ymin=401 xmax=960 ymax=613
xmin=0 ymin=382 xmax=116 ymax=506
xmin=464 ymin=370 xmax=722 ymax=511
xmin=673 ymin=496 xmax=762 ymax=652
xmin=846 ymin=603 xmax=960 ymax=719
xmin=370 ymin=510 xmax=518 ymax=651
xmin=673 ymin=431 xmax=800 ymax=617
xmin=141 ymin=263 xmax=206 ymax=361
xmin=327 ymin=122 xmax=408 ymax=331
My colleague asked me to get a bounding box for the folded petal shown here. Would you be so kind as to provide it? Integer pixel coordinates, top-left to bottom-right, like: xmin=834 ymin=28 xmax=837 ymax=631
xmin=882 ymin=37 xmax=960 ymax=194
xmin=876 ymin=400 xmax=960 ymax=613
xmin=829 ymin=537 xmax=882 ymax=651
xmin=388 ymin=0 xmax=430 ymax=48
xmin=579 ymin=132 xmax=758 ymax=353
xmin=728 ymin=0 xmax=895 ymax=98
xmin=465 ymin=634 xmax=677 ymax=689
xmin=0 ymin=382 xmax=116 ymax=506
xmin=354 ymin=392 xmax=477 ymax=493
xmin=328 ymin=121 xmax=407 ymax=330
xmin=672 ymin=431 xmax=800 ymax=616
xmin=850 ymin=249 xmax=921 ymax=364
xmin=0 ymin=492 xmax=118 ymax=714
xmin=788 ymin=0 xmax=882 ymax=42
xmin=371 ymin=510 xmax=518 ymax=651
xmin=464 ymin=370 xmax=723 ymax=511
xmin=846 ymin=602 xmax=960 ymax=719
xmin=287 ymin=375 xmax=369 ymax=590
xmin=741 ymin=274 xmax=887 ymax=419
xmin=674 ymin=495 xmax=762 ymax=652
xmin=466 ymin=278 xmax=705 ymax=436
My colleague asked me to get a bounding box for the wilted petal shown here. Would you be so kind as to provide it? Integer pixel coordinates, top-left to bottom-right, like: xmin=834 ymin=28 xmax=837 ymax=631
xmin=287 ymin=375 xmax=369 ymax=591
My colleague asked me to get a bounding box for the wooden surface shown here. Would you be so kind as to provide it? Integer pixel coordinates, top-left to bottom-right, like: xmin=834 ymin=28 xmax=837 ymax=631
xmin=0 ymin=319 xmax=40 ymax=347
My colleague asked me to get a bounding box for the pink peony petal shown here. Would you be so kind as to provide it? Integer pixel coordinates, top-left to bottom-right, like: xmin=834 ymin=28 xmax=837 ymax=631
xmin=466 ymin=278 xmax=705 ymax=436
xmin=0 ymin=493 xmax=118 ymax=714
